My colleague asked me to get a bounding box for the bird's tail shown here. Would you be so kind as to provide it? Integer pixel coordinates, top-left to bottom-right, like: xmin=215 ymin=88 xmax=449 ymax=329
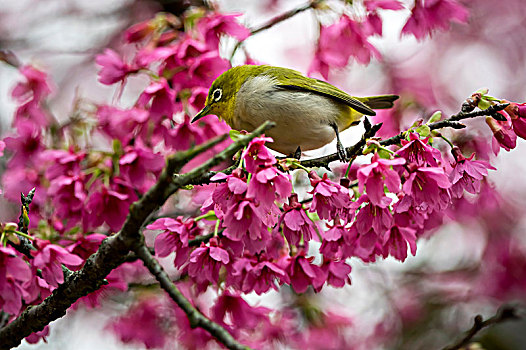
xmin=358 ymin=95 xmax=399 ymax=110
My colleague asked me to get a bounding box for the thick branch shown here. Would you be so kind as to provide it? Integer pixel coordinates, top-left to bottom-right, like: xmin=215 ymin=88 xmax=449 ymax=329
xmin=442 ymin=305 xmax=520 ymax=350
xmin=0 ymin=123 xmax=273 ymax=350
xmin=134 ymin=244 xmax=250 ymax=350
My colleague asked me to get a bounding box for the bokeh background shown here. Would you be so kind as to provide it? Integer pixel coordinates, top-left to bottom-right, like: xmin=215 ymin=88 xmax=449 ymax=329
xmin=1 ymin=0 xmax=526 ymax=349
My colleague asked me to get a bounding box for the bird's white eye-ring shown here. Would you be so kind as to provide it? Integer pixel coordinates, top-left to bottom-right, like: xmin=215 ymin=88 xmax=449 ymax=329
xmin=212 ymin=88 xmax=222 ymax=102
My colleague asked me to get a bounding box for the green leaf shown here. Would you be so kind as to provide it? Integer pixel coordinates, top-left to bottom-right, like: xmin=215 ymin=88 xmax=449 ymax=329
xmin=377 ymin=149 xmax=391 ymax=159
xmin=363 ymin=144 xmax=376 ymax=155
xmin=428 ymin=111 xmax=442 ymax=124
xmin=415 ymin=125 xmax=431 ymax=138
xmin=229 ymin=129 xmax=242 ymax=141
xmin=478 ymin=98 xmax=491 ymax=110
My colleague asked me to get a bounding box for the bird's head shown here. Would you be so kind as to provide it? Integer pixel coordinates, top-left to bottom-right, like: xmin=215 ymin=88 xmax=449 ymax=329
xmin=191 ymin=65 xmax=263 ymax=125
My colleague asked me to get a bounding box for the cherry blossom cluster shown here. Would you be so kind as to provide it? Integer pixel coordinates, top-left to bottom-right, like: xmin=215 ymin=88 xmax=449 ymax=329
xmin=309 ymin=0 xmax=468 ymax=78
xmin=0 ymin=10 xmax=250 ymax=344
xmin=2 ymin=1 xmax=526 ymax=349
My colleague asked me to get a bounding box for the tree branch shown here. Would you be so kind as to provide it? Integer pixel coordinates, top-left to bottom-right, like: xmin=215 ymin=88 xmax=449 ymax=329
xmin=299 ymin=103 xmax=509 ymax=168
xmin=442 ymin=305 xmax=520 ymax=350
xmin=0 ymin=122 xmax=274 ymax=350
xmin=134 ymin=244 xmax=251 ymax=350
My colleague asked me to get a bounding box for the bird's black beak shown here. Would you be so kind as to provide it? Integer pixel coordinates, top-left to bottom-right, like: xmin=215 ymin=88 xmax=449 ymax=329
xmin=191 ymin=105 xmax=211 ymax=123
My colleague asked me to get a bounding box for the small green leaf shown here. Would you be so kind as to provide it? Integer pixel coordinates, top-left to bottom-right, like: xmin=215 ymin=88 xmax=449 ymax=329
xmin=478 ymin=98 xmax=491 ymax=110
xmin=377 ymin=149 xmax=391 ymax=159
xmin=363 ymin=144 xmax=376 ymax=155
xmin=229 ymin=129 xmax=242 ymax=141
xmin=415 ymin=125 xmax=431 ymax=138
xmin=22 ymin=207 xmax=30 ymax=230
xmin=475 ymin=87 xmax=489 ymax=95
xmin=180 ymin=185 xmax=194 ymax=190
xmin=428 ymin=111 xmax=442 ymax=124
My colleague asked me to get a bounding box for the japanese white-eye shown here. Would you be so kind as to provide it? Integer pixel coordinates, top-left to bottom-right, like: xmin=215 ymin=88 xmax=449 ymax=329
xmin=192 ymin=65 xmax=398 ymax=161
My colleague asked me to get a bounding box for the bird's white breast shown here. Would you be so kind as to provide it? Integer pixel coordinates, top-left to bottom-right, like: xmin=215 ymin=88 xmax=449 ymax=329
xmin=233 ymin=75 xmax=350 ymax=156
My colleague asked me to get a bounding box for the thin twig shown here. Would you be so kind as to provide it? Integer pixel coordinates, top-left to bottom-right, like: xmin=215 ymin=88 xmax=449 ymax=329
xmin=134 ymin=244 xmax=250 ymax=350
xmin=380 ymin=103 xmax=509 ymax=147
xmin=300 ymin=103 xmax=509 ymax=168
xmin=230 ymin=0 xmax=321 ymax=60
xmin=442 ymin=305 xmax=520 ymax=350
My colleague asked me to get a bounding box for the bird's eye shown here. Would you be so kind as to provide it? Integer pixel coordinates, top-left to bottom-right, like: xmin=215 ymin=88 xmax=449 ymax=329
xmin=212 ymin=88 xmax=222 ymax=102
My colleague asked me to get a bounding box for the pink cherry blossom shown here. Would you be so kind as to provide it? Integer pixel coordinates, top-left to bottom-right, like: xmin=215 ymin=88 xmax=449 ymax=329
xmin=211 ymin=291 xmax=270 ymax=336
xmin=187 ymin=238 xmax=230 ymax=289
xmin=95 ymin=49 xmax=136 ymax=85
xmin=222 ymin=197 xmax=269 ymax=243
xmin=247 ymin=166 xmax=291 ymax=226
xmin=148 ymin=217 xmax=201 ymax=267
xmin=32 ymin=240 xmax=84 ymax=287
xmin=486 ymin=116 xmax=517 ymax=153
xmin=12 ymin=65 xmax=53 ymax=103
xmin=395 ymin=132 xmax=442 ymax=166
xmin=241 ymin=136 xmax=276 ymax=173
xmin=283 ymin=253 xmax=325 ymax=293
xmin=228 ymin=255 xmax=288 ymax=295
xmin=66 ymin=233 xmax=107 ymax=259
xmin=119 ymin=144 xmax=165 ymax=188
xmin=188 ymin=51 xmax=231 ymax=87
xmin=512 ymin=103 xmax=526 ymax=139
xmin=3 ymin=120 xmax=44 ymax=169
xmin=164 ymin=114 xmax=205 ymax=151
xmin=320 ymin=223 xmax=347 ymax=259
xmin=449 ymin=147 xmax=495 ymax=198
xmin=357 ymin=153 xmax=405 ymax=207
xmin=365 ymin=0 xmax=404 ymax=11
xmin=0 ymin=246 xmax=33 ymax=315
xmin=124 ymin=19 xmax=155 ymax=43
xmin=402 ymin=165 xmax=451 ymax=213
xmin=309 ymin=15 xmax=380 ymax=79
xmin=196 ymin=13 xmax=250 ymax=51
xmin=25 ymin=326 xmax=50 ymax=344
xmin=137 ymin=78 xmax=176 ymax=120
xmin=354 ymin=194 xmax=394 ymax=236
xmin=96 ymin=105 xmax=149 ymax=145
xmin=109 ymin=297 xmax=171 ymax=349
xmin=292 ymin=311 xmax=354 ymax=350
xmin=321 ymin=259 xmax=352 ymax=288
xmin=402 ymin=0 xmax=469 ymax=40
xmin=308 ymin=171 xmax=352 ymax=222
xmin=83 ymin=179 xmax=137 ymax=232
xmin=382 ymin=221 xmax=417 ymax=262
xmin=43 ymin=149 xmax=85 ymax=182
xmin=209 ymin=169 xmax=248 ymax=217
xmin=278 ymin=194 xmax=318 ymax=247
xmin=13 ymin=100 xmax=51 ymax=129
xmin=48 ymin=174 xmax=87 ymax=228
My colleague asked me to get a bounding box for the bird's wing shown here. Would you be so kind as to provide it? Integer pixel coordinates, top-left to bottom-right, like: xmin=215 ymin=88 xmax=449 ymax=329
xmin=274 ymin=74 xmax=376 ymax=116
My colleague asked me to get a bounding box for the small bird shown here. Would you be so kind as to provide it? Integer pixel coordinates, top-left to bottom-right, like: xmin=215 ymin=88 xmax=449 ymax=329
xmin=192 ymin=65 xmax=398 ymax=161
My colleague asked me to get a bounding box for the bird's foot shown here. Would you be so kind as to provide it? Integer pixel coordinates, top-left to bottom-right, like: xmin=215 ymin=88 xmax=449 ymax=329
xmin=292 ymin=146 xmax=302 ymax=160
xmin=336 ymin=140 xmax=349 ymax=163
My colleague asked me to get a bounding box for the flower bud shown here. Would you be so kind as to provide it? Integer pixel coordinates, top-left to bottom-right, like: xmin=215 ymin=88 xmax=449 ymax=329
xmin=486 ymin=117 xmax=516 ymax=150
